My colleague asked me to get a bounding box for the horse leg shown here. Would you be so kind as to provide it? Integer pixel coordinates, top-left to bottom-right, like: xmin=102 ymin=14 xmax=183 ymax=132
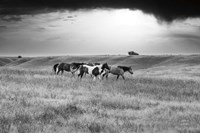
xmin=71 ymin=72 xmax=75 ymax=78
xmin=78 ymin=72 xmax=81 ymax=77
xmin=78 ymin=71 xmax=85 ymax=79
xmin=61 ymin=70 xmax=64 ymax=75
xmin=105 ymin=73 xmax=109 ymax=80
xmin=83 ymin=72 xmax=86 ymax=77
xmin=98 ymin=75 xmax=101 ymax=80
xmin=78 ymin=73 xmax=81 ymax=79
xmin=71 ymin=72 xmax=73 ymax=78
xmin=93 ymin=76 xmax=96 ymax=81
xmin=102 ymin=71 xmax=109 ymax=80
xmin=121 ymin=74 xmax=125 ymax=80
xmin=102 ymin=73 xmax=106 ymax=80
xmin=116 ymin=75 xmax=119 ymax=80
xmin=81 ymin=72 xmax=85 ymax=78
xmin=56 ymin=69 xmax=60 ymax=75
xmin=105 ymin=75 xmax=108 ymax=80
xmin=71 ymin=68 xmax=78 ymax=78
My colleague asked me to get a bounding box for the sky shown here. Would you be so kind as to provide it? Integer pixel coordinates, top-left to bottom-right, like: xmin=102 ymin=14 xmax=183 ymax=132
xmin=0 ymin=0 xmax=200 ymax=56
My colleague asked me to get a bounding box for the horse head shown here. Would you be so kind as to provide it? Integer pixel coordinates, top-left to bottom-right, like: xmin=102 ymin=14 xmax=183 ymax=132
xmin=102 ymin=63 xmax=110 ymax=71
xmin=128 ymin=66 xmax=133 ymax=74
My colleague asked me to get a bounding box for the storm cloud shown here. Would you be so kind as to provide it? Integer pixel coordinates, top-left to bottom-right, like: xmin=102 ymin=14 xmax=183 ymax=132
xmin=0 ymin=0 xmax=200 ymax=22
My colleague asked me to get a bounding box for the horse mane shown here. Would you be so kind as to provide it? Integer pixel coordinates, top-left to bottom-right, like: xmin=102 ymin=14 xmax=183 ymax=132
xmin=117 ymin=66 xmax=130 ymax=72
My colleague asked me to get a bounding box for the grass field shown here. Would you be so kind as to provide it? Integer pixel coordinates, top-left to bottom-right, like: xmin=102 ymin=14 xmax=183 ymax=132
xmin=1 ymin=55 xmax=200 ymax=133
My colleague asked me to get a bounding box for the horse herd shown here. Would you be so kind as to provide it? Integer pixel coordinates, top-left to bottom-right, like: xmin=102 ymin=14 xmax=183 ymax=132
xmin=53 ymin=62 xmax=133 ymax=80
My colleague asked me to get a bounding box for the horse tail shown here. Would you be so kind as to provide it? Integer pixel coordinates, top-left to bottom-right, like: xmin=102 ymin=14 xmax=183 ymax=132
xmin=52 ymin=63 xmax=58 ymax=74
xmin=56 ymin=64 xmax=60 ymax=74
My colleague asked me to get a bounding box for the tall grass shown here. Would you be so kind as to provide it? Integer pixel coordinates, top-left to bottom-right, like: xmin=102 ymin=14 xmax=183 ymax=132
xmin=0 ymin=67 xmax=200 ymax=133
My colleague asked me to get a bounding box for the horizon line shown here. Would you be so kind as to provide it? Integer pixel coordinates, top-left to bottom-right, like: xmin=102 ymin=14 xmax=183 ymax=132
xmin=1 ymin=53 xmax=200 ymax=58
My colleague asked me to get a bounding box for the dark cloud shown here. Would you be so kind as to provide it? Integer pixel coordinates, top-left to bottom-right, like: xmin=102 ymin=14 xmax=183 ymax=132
xmin=0 ymin=0 xmax=200 ymax=22
xmin=0 ymin=15 xmax=22 ymax=22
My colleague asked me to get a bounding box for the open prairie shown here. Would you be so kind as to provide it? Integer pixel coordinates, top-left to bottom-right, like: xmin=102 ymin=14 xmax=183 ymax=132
xmin=1 ymin=55 xmax=200 ymax=133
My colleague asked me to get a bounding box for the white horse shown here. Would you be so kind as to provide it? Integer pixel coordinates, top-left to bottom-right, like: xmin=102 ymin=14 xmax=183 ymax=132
xmin=78 ymin=63 xmax=110 ymax=80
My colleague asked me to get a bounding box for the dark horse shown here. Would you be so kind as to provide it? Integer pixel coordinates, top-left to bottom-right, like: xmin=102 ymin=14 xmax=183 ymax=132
xmin=56 ymin=62 xmax=81 ymax=77
xmin=102 ymin=65 xmax=133 ymax=80
xmin=53 ymin=63 xmax=59 ymax=74
xmin=78 ymin=63 xmax=110 ymax=80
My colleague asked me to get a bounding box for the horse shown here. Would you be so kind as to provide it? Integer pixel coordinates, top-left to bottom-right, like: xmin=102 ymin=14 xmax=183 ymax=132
xmin=56 ymin=62 xmax=79 ymax=77
xmin=53 ymin=63 xmax=59 ymax=74
xmin=78 ymin=63 xmax=110 ymax=80
xmin=102 ymin=65 xmax=133 ymax=80
xmin=83 ymin=62 xmax=102 ymax=77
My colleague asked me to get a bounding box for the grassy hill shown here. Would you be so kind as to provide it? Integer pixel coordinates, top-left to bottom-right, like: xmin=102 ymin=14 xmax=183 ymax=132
xmin=1 ymin=55 xmax=200 ymax=133
xmin=2 ymin=54 xmax=200 ymax=79
xmin=2 ymin=54 xmax=200 ymax=68
xmin=0 ymin=57 xmax=19 ymax=66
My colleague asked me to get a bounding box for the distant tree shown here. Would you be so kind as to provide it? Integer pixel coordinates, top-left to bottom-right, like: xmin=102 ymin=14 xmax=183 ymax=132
xmin=128 ymin=51 xmax=139 ymax=56
xmin=18 ymin=55 xmax=22 ymax=58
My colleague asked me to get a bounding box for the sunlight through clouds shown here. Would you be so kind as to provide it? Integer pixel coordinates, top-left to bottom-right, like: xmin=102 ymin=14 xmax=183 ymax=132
xmin=0 ymin=9 xmax=200 ymax=56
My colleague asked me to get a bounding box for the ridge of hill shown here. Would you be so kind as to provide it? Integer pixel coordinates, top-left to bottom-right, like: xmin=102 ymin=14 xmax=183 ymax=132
xmin=1 ymin=55 xmax=200 ymax=70
xmin=0 ymin=57 xmax=19 ymax=66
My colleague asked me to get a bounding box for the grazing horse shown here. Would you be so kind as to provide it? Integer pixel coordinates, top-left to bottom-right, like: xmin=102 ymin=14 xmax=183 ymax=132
xmin=53 ymin=63 xmax=59 ymax=74
xmin=78 ymin=63 xmax=110 ymax=80
xmin=102 ymin=65 xmax=133 ymax=80
xmin=56 ymin=62 xmax=78 ymax=77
